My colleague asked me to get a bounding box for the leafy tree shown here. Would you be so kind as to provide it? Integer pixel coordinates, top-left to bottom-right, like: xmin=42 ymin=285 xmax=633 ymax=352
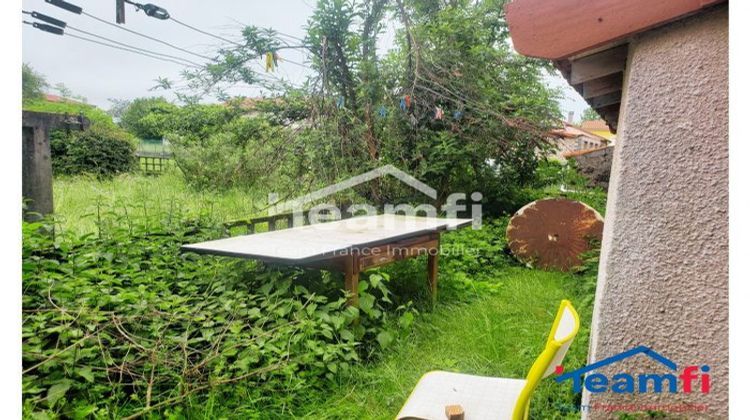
xmin=53 ymin=82 xmax=87 ymax=103
xmin=167 ymin=103 xmax=241 ymax=141
xmin=22 ymin=63 xmax=47 ymax=102
xmin=119 ymin=97 xmax=179 ymax=139
xmin=107 ymin=98 xmax=131 ymax=120
xmin=580 ymin=107 xmax=600 ymax=122
xmin=154 ymin=0 xmax=561 ymax=208
xmin=53 ymin=82 xmax=72 ymax=99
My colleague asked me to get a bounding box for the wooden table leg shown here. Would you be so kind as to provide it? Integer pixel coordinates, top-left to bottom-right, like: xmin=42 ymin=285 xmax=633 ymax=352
xmin=344 ymin=255 xmax=359 ymax=307
xmin=427 ymin=242 xmax=439 ymax=304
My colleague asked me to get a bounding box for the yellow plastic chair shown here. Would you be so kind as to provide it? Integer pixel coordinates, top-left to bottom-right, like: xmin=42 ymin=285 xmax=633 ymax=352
xmin=396 ymin=300 xmax=580 ymax=420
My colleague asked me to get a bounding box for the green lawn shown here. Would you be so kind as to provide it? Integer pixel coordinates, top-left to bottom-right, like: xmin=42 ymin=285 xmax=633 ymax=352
xmin=298 ymin=269 xmax=591 ymax=419
xmin=53 ymin=171 xmax=267 ymax=235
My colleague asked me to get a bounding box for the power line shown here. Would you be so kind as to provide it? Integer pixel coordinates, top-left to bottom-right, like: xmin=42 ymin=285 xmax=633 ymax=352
xmin=66 ymin=24 xmax=203 ymax=67
xmin=169 ymin=16 xmax=244 ymax=47
xmin=119 ymin=1 xmax=313 ymax=66
xmin=65 ymin=33 xmax=201 ymax=68
xmin=22 ymin=20 xmax=200 ymax=69
xmin=80 ymin=11 xmax=215 ymax=62
xmin=43 ymin=0 xmax=215 ymax=62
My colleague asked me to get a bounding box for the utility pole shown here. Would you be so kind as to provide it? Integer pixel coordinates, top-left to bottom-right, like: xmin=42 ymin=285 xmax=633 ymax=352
xmin=116 ymin=0 xmax=125 ymax=23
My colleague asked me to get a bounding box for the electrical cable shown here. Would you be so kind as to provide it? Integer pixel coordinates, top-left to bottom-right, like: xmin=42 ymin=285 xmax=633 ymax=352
xmin=45 ymin=0 xmax=213 ymax=61
xmin=22 ymin=20 xmax=200 ymax=69
xmin=66 ymin=24 xmax=203 ymax=67
xmin=65 ymin=33 xmax=201 ymax=68
xmin=168 ymin=16 xmax=244 ymax=47
xmin=23 ymin=9 xmax=202 ymax=67
xmin=80 ymin=11 xmax=215 ymax=61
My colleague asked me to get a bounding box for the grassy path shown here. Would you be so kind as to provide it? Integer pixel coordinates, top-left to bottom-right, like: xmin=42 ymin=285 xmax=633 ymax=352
xmin=291 ymin=267 xmax=592 ymax=419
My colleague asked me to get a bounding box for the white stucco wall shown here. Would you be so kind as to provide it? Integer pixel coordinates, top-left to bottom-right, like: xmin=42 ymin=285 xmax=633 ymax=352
xmin=583 ymin=6 xmax=728 ymax=418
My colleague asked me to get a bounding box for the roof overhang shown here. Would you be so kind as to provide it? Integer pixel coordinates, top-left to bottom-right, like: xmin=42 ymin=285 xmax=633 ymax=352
xmin=505 ymin=0 xmax=726 ymax=133
xmin=505 ymin=0 xmax=726 ymax=61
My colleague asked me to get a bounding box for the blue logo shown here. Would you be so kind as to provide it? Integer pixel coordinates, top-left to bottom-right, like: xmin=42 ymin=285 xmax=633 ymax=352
xmin=555 ymin=346 xmax=711 ymax=394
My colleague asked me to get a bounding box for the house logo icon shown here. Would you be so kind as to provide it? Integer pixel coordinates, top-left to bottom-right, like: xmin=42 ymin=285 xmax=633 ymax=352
xmin=268 ymin=164 xmax=483 ymax=229
xmin=556 ymin=345 xmax=711 ymax=394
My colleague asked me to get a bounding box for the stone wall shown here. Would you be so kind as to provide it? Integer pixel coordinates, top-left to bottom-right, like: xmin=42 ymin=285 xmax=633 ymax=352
xmin=569 ymin=146 xmax=613 ymax=189
xmin=583 ymin=6 xmax=728 ymax=418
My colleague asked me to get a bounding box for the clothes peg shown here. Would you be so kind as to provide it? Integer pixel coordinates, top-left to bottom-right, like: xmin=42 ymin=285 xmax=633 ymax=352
xmin=265 ymin=52 xmax=274 ymax=72
xmin=435 ymin=106 xmax=444 ymax=120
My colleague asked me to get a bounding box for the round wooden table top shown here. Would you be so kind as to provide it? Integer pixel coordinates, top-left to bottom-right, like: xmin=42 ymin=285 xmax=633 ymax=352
xmin=506 ymin=198 xmax=604 ymax=271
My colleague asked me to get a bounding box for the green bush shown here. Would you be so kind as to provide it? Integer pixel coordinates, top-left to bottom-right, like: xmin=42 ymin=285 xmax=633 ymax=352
xmin=169 ymin=116 xmax=293 ymax=190
xmin=22 ymin=216 xmax=414 ymax=418
xmin=51 ymin=125 xmax=137 ymax=176
xmin=168 ymin=103 xmax=240 ymax=140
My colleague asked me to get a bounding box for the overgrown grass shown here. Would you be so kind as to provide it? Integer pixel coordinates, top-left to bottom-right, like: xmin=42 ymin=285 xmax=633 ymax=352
xmin=35 ymin=160 xmax=605 ymax=418
xmin=170 ymin=266 xmax=595 ymax=419
xmin=304 ymin=269 xmax=592 ymax=419
xmin=53 ymin=170 xmax=267 ymax=236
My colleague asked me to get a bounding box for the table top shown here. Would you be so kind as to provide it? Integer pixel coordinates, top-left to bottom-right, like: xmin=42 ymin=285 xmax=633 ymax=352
xmin=182 ymin=214 xmax=472 ymax=263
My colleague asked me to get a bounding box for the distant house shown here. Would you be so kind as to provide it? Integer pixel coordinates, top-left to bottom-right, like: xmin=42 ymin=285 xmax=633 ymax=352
xmin=580 ymin=119 xmax=615 ymax=141
xmin=548 ymin=121 xmax=610 ymax=160
xmin=43 ymin=94 xmax=84 ymax=105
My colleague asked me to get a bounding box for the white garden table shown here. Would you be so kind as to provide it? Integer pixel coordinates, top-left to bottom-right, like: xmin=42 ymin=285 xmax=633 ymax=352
xmin=182 ymin=214 xmax=472 ymax=306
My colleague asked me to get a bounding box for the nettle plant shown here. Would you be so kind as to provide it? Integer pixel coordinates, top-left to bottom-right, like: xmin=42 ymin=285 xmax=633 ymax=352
xmin=22 ymin=217 xmax=415 ymax=418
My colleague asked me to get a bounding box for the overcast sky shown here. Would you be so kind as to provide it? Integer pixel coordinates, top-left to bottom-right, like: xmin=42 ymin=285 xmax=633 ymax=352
xmin=22 ymin=0 xmax=588 ymax=120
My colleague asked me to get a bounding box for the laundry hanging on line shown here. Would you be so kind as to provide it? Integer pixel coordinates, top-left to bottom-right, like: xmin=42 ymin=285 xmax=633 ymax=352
xmin=400 ymin=95 xmax=412 ymax=111
xmin=265 ymin=52 xmax=280 ymax=72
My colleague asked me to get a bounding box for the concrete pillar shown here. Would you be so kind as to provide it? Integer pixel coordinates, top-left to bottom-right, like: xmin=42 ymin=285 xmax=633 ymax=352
xmin=22 ymin=111 xmax=89 ymax=221
xmin=22 ymin=123 xmax=53 ymax=221
xmin=584 ymin=6 xmax=727 ymax=418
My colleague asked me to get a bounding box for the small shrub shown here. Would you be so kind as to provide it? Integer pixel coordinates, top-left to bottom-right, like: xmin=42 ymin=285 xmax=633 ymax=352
xmin=52 ymin=125 xmax=137 ymax=176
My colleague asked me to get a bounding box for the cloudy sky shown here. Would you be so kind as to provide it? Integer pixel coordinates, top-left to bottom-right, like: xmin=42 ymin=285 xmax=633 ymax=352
xmin=22 ymin=0 xmax=587 ymax=119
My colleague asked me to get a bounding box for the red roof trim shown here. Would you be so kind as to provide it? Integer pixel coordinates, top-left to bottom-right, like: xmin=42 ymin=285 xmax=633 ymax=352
xmin=505 ymin=0 xmax=726 ymax=60
xmin=562 ymin=146 xmax=610 ymax=159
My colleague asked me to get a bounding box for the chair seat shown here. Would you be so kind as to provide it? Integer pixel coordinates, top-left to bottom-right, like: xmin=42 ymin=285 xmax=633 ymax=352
xmin=397 ymin=371 xmax=527 ymax=420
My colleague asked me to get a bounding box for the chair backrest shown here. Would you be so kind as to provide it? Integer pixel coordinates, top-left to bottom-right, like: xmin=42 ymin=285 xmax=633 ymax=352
xmin=511 ymin=300 xmax=580 ymax=420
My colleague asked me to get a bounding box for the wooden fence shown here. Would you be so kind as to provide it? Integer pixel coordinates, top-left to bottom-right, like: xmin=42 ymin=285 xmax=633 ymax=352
xmin=136 ymin=151 xmax=173 ymax=174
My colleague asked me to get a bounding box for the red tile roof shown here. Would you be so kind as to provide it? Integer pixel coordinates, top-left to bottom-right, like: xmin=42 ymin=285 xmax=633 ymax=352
xmin=580 ymin=119 xmax=611 ymax=133
xmin=549 ymin=121 xmax=610 ymax=142
xmin=44 ymin=94 xmax=83 ymax=104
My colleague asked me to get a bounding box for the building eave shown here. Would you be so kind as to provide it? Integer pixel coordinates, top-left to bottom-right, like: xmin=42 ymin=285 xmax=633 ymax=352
xmin=504 ymin=0 xmax=726 ymax=61
xmin=505 ymin=0 xmax=727 ymax=133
